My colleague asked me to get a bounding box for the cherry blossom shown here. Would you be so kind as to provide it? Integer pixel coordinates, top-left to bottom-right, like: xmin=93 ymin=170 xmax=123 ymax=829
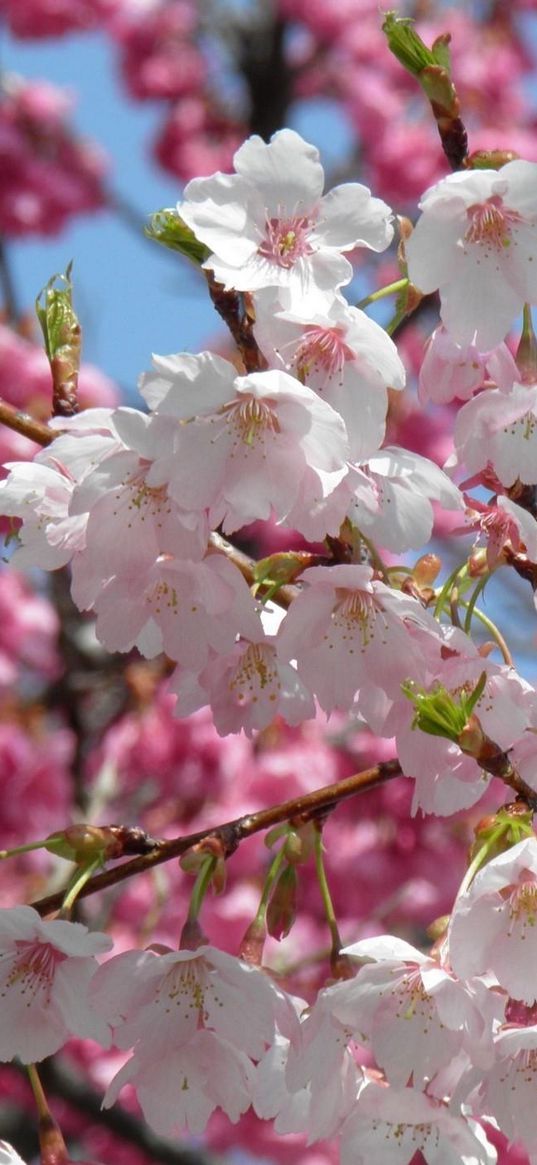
xmin=347 ymin=446 xmax=463 ymax=553
xmin=448 ymin=836 xmax=537 ymax=1003
xmin=418 ymin=326 xmax=518 ymax=406
xmin=0 ymin=906 xmax=111 ymax=1062
xmin=140 ymin=353 xmax=349 ymax=536
xmin=459 ymin=493 xmax=537 ymax=568
xmin=178 ymin=128 xmax=394 ymax=300
xmin=276 ymin=564 xmax=439 ymax=715
xmin=406 ymin=162 xmax=537 ymax=348
xmin=339 ymin=1080 xmax=496 ymax=1165
xmin=253 ymin=291 xmax=405 ymax=460
xmin=171 ymin=629 xmax=315 ymax=737
xmin=467 ymin=1025 xmax=537 ymax=1157
xmin=452 ymin=381 xmax=537 ymax=487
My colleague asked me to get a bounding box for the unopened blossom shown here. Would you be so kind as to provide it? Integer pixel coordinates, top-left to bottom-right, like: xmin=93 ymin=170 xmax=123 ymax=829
xmin=339 ymin=1080 xmax=496 ymax=1165
xmin=140 ymin=352 xmax=349 ymax=535
xmin=448 ymin=837 xmax=537 ymax=1003
xmin=406 ymin=162 xmax=537 ymax=348
xmin=276 ymin=564 xmax=438 ymax=715
xmin=253 ymin=291 xmax=405 ymax=460
xmin=0 ymin=906 xmax=111 ymax=1063
xmin=418 ymin=326 xmax=518 ymax=405
xmin=452 ymin=382 xmax=537 ymax=487
xmin=178 ymin=128 xmax=394 ymax=300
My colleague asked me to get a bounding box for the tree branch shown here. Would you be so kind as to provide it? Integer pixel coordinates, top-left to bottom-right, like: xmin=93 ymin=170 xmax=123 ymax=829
xmin=32 ymin=758 xmax=403 ymax=916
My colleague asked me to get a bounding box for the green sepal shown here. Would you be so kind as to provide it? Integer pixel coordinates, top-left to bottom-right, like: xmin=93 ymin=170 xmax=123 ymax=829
xmin=145 ymin=209 xmax=210 ymax=266
xmin=382 ymin=13 xmax=438 ymax=75
xmin=402 ymin=672 xmax=487 ymax=743
xmin=35 ymin=261 xmax=79 ymax=363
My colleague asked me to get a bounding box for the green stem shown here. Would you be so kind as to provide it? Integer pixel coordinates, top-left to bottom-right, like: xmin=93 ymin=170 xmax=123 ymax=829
xmin=253 ymin=846 xmax=287 ymax=929
xmin=186 ymin=854 xmax=217 ymax=925
xmin=456 ymin=827 xmax=506 ymax=901
xmin=434 ymin=561 xmax=469 ymax=618
xmin=356 ymin=278 xmax=408 ymax=310
xmin=313 ymin=825 xmax=342 ymax=962
xmin=463 ymin=573 xmax=491 ymax=634
xmin=61 ymin=857 xmax=103 ymax=916
xmin=458 ymin=599 xmax=513 ymax=666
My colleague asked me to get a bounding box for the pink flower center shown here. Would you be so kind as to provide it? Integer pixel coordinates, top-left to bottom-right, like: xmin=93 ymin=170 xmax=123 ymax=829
xmin=258 ymin=215 xmax=315 ymax=269
xmin=506 ymin=878 xmax=537 ymax=929
xmin=294 ymin=325 xmax=354 ymax=383
xmin=4 ymin=940 xmax=66 ymax=1004
xmin=229 ymin=643 xmax=280 ymax=705
xmin=158 ymin=959 xmax=208 ymax=1019
xmin=332 ymin=588 xmax=382 ymax=648
xmin=221 ymin=395 xmax=280 ymax=447
xmin=464 ymin=195 xmax=523 ymax=250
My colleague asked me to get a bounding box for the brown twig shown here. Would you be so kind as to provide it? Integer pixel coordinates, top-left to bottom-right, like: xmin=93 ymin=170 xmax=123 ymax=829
xmin=0 ymin=398 xmax=55 ymax=445
xmin=31 ymin=758 xmax=403 ymax=916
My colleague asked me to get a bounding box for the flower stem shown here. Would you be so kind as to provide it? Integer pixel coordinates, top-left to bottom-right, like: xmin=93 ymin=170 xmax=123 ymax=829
xmin=356 ymin=278 xmax=408 ymax=310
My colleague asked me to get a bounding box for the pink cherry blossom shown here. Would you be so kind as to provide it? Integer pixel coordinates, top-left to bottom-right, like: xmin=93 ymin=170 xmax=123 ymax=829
xmin=178 ymin=128 xmax=394 ymax=299
xmin=448 ymin=837 xmax=537 ymax=1003
xmin=406 ymin=162 xmax=537 ymax=348
xmin=459 ymin=494 xmax=537 ymax=568
xmin=452 ymin=382 xmax=537 ymax=487
xmin=253 ymin=291 xmax=405 ymax=460
xmin=470 ymin=1026 xmax=537 ymax=1156
xmin=339 ymin=1080 xmax=496 ymax=1165
xmin=338 ymin=935 xmax=504 ymax=1086
xmin=140 ymin=353 xmax=349 ymax=536
xmin=171 ymin=630 xmax=315 ymax=738
xmin=348 ymin=446 xmax=463 ymax=553
xmin=418 ymin=326 xmax=518 ymax=406
xmin=103 ymin=1029 xmax=255 ymax=1136
xmin=0 ymin=906 xmax=111 ymax=1062
xmin=276 ymin=564 xmax=439 ymax=715
xmin=0 ymin=78 xmax=107 ymax=236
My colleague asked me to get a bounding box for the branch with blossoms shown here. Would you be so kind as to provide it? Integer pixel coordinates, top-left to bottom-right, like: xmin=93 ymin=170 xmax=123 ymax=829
xmin=6 ymin=7 xmax=537 ymax=1165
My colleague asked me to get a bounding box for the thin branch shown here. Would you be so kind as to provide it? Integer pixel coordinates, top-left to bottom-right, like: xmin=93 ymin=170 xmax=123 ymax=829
xmin=0 ymin=398 xmax=54 ymax=444
xmin=32 ymin=758 xmax=403 ymax=916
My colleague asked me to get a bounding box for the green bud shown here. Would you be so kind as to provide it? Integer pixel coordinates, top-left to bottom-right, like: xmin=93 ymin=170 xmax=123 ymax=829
xmin=382 ymin=13 xmax=437 ymax=75
xmin=402 ymin=672 xmax=487 ymax=743
xmin=145 ymin=209 xmax=210 ymax=266
xmin=36 ymin=262 xmax=80 ymax=416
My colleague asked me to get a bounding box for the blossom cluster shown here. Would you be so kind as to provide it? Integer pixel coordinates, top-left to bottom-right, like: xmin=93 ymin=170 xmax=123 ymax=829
xmin=3 ymin=78 xmax=537 ymax=1165
xmin=6 ymin=835 xmax=537 ymax=1160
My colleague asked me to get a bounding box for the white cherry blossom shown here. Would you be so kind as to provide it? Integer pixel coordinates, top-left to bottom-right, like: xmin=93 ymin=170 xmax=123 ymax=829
xmin=253 ymin=290 xmax=405 ymax=460
xmin=448 ymin=836 xmax=537 ymax=1003
xmin=140 ymin=353 xmax=349 ymax=535
xmin=406 ymin=161 xmax=537 ymax=348
xmin=0 ymin=906 xmax=111 ymax=1063
xmin=348 ymin=446 xmax=463 ymax=553
xmin=339 ymin=1080 xmax=496 ymax=1165
xmin=178 ymin=128 xmax=394 ymax=300
xmin=452 ymin=381 xmax=537 ymax=487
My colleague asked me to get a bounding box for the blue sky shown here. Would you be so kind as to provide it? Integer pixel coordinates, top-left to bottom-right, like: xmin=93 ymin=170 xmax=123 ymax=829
xmin=4 ymin=28 xmax=354 ymax=398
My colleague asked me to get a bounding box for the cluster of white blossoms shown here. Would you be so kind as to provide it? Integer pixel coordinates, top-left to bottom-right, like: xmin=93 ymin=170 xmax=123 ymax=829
xmin=6 ymin=835 xmax=537 ymax=1159
xmin=4 ymin=127 xmax=537 ymax=1160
